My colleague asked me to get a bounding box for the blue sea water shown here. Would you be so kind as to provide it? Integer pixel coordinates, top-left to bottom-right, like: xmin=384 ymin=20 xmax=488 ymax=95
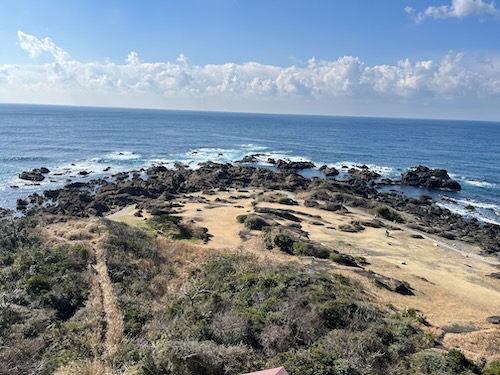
xmin=0 ymin=104 xmax=499 ymax=224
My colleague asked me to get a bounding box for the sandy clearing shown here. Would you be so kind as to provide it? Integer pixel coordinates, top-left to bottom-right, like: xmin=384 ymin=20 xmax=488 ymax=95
xmin=106 ymin=189 xmax=500 ymax=360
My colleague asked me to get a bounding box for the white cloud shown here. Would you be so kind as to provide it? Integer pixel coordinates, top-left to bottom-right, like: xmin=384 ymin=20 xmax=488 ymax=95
xmin=2 ymin=31 xmax=500 ymax=120
xmin=17 ymin=30 xmax=70 ymax=63
xmin=409 ymin=0 xmax=500 ymax=23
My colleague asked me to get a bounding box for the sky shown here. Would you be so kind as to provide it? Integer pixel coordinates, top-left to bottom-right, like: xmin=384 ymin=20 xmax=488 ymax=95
xmin=0 ymin=0 xmax=500 ymax=120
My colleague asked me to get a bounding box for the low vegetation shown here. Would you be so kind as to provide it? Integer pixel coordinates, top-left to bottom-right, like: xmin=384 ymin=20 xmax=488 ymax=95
xmin=0 ymin=216 xmax=491 ymax=374
xmin=375 ymin=205 xmax=405 ymax=223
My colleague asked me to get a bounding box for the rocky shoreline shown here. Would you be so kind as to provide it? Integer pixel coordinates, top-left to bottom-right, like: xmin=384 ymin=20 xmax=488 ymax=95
xmin=6 ymin=160 xmax=500 ymax=258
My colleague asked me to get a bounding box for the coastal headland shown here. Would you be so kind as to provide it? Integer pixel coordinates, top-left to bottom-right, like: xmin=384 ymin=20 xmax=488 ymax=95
xmin=2 ymin=160 xmax=499 ymax=374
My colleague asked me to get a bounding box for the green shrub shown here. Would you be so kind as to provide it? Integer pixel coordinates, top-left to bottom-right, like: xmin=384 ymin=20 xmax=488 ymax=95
xmin=275 ymin=346 xmax=359 ymax=375
xmin=409 ymin=349 xmax=448 ymax=374
xmin=446 ymin=349 xmax=481 ymax=374
xmin=484 ymin=360 xmax=500 ymax=375
xmin=375 ymin=206 xmax=404 ymax=223
xmin=24 ymin=274 xmax=52 ymax=295
xmin=272 ymin=233 xmax=294 ymax=254
xmin=293 ymin=241 xmax=331 ymax=259
xmin=244 ymin=215 xmax=270 ymax=231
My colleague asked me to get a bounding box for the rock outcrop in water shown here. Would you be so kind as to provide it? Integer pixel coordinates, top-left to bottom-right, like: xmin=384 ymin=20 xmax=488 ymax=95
xmin=19 ymin=167 xmax=50 ymax=182
xmin=401 ymin=165 xmax=461 ymax=191
xmin=319 ymin=165 xmax=339 ymax=176
xmin=273 ymin=159 xmax=316 ymax=170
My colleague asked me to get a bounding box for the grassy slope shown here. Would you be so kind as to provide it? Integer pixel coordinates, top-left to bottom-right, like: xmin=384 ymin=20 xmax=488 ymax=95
xmin=0 ymin=216 xmax=495 ymax=375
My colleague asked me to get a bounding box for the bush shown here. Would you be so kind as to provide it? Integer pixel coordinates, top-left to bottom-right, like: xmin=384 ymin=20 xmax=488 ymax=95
xmin=293 ymin=241 xmax=331 ymax=259
xmin=146 ymin=340 xmax=260 ymax=375
xmin=484 ymin=360 xmax=500 ymax=375
xmin=409 ymin=350 xmax=448 ymax=374
xmin=446 ymin=349 xmax=481 ymax=374
xmin=375 ymin=206 xmax=404 ymax=223
xmin=275 ymin=347 xmax=359 ymax=375
xmin=243 ymin=215 xmax=270 ymax=231
xmin=272 ymin=233 xmax=295 ymax=254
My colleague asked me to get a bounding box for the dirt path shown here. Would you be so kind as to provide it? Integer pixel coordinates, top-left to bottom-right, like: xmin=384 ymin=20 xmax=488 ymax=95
xmin=41 ymin=220 xmax=123 ymax=364
xmin=91 ymin=238 xmax=124 ymax=362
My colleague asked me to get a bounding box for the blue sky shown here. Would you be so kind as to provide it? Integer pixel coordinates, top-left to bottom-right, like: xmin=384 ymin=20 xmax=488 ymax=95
xmin=1 ymin=0 xmax=500 ymax=120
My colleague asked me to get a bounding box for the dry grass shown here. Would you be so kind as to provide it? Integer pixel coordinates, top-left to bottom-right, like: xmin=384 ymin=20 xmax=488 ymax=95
xmin=155 ymin=237 xmax=222 ymax=294
xmin=54 ymin=360 xmax=115 ymax=375
xmin=39 ymin=219 xmax=100 ymax=244
xmin=37 ymin=219 xmax=125 ymax=365
xmin=443 ymin=328 xmax=500 ymax=364
xmin=94 ymin=189 xmax=500 ymax=366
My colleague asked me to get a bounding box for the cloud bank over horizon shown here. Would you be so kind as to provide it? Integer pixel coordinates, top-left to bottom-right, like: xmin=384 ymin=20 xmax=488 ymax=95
xmin=1 ymin=31 xmax=500 ymax=120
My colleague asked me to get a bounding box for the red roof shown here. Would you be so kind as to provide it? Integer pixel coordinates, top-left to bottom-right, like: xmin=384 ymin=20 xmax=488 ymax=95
xmin=241 ymin=367 xmax=289 ymax=375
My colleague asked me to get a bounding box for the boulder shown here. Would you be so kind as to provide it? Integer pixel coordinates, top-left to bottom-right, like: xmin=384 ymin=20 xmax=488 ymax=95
xmin=16 ymin=199 xmax=29 ymax=209
xmin=401 ymin=165 xmax=461 ymax=191
xmin=39 ymin=167 xmax=50 ymax=174
xmin=274 ymin=159 xmax=316 ymax=170
xmin=486 ymin=316 xmax=500 ymax=324
xmin=19 ymin=170 xmax=45 ymax=181
xmin=319 ymin=165 xmax=340 ymax=176
xmin=237 ymin=154 xmax=263 ymax=163
xmin=348 ymin=167 xmax=380 ymax=181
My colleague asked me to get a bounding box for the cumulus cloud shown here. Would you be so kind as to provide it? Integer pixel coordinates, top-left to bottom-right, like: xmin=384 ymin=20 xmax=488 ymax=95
xmin=2 ymin=31 xmax=500 ymax=119
xmin=407 ymin=0 xmax=500 ymax=23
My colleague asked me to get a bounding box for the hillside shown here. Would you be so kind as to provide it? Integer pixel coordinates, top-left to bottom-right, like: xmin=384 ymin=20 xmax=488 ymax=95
xmin=1 ymin=164 xmax=499 ymax=374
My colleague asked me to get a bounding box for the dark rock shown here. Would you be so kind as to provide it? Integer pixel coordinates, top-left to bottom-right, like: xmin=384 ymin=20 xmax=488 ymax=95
xmin=237 ymin=154 xmax=263 ymax=163
xmin=254 ymin=207 xmax=302 ymax=222
xmin=372 ymin=274 xmax=415 ymax=296
xmin=319 ymin=165 xmax=340 ymax=176
xmin=87 ymin=202 xmax=110 ymax=213
xmin=401 ymin=165 xmax=461 ymax=191
xmin=43 ymin=189 xmax=60 ymax=199
xmin=150 ymin=208 xmax=173 ymax=216
xmin=330 ymin=254 xmax=359 ymax=267
xmin=486 ymin=316 xmax=500 ymax=324
xmin=19 ymin=170 xmax=45 ymax=181
xmin=113 ymin=172 xmax=130 ymax=181
xmin=103 ymin=166 xmax=112 ymax=172
xmin=304 ymin=199 xmax=319 ymax=208
xmin=65 ymin=182 xmax=88 ymax=189
xmin=277 ymin=197 xmax=299 ymax=206
xmin=348 ymin=167 xmax=380 ymax=181
xmin=361 ymin=220 xmax=384 ymax=228
xmin=78 ymin=170 xmax=91 ymax=176
xmin=16 ymin=199 xmax=29 ymax=209
xmin=39 ymin=167 xmax=50 ymax=174
xmin=274 ymin=159 xmax=316 ymax=170
xmin=323 ymin=203 xmax=343 ymax=212
xmin=173 ymin=162 xmax=188 ymax=170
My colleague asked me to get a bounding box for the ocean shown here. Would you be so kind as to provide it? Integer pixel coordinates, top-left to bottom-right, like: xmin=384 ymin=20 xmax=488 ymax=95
xmin=0 ymin=104 xmax=499 ymax=225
